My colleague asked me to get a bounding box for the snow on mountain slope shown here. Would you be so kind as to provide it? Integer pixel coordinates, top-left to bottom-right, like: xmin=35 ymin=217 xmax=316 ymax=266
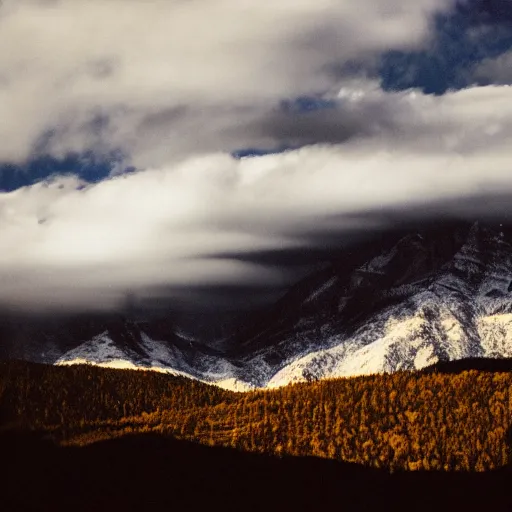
xmin=266 ymin=298 xmax=465 ymax=387
xmin=56 ymin=331 xmax=136 ymax=366
xmin=51 ymin=222 xmax=512 ymax=390
xmin=56 ymin=329 xmax=252 ymax=391
xmin=478 ymin=313 xmax=512 ymax=358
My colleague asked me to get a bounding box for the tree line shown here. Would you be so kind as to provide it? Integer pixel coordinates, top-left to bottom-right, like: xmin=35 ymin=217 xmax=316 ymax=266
xmin=1 ymin=360 xmax=512 ymax=472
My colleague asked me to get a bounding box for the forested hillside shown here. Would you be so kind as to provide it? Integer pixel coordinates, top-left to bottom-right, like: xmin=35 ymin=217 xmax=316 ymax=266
xmin=2 ymin=360 xmax=512 ymax=472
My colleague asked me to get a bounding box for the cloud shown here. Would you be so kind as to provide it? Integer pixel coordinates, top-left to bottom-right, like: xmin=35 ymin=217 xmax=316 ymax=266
xmin=473 ymin=51 xmax=512 ymax=84
xmin=0 ymin=0 xmax=459 ymax=166
xmin=2 ymin=0 xmax=512 ymax=313
xmin=1 ymin=84 xmax=512 ymax=311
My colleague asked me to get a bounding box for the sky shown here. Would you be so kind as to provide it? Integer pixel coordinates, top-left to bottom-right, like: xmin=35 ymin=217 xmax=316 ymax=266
xmin=1 ymin=0 xmax=512 ymax=313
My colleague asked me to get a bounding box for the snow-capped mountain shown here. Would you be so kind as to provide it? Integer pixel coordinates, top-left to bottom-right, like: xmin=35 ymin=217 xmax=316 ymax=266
xmin=5 ymin=221 xmax=512 ymax=389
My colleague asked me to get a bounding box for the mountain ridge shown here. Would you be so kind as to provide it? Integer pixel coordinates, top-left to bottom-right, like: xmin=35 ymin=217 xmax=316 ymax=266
xmin=5 ymin=221 xmax=512 ymax=389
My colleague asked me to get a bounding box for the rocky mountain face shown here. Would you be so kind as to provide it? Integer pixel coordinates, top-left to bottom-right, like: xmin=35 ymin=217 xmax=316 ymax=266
xmin=3 ymin=221 xmax=512 ymax=389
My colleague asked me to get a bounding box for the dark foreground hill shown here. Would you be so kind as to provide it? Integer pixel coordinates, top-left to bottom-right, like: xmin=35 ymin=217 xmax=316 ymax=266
xmin=3 ymin=430 xmax=512 ymax=512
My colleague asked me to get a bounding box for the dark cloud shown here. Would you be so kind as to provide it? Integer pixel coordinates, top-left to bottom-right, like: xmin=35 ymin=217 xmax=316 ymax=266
xmin=203 ymin=247 xmax=347 ymax=268
xmin=136 ymin=106 xmax=190 ymax=133
xmin=232 ymin=146 xmax=296 ymax=159
xmin=249 ymin=106 xmax=360 ymax=147
xmin=321 ymin=191 xmax=512 ymax=230
xmin=129 ymin=283 xmax=289 ymax=313
xmin=85 ymin=58 xmax=118 ymax=80
xmin=199 ymin=190 xmax=512 ymax=291
xmin=232 ymin=88 xmax=402 ymax=152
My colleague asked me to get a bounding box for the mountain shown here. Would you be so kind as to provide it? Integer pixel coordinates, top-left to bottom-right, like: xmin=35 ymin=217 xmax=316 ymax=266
xmin=3 ymin=221 xmax=512 ymax=388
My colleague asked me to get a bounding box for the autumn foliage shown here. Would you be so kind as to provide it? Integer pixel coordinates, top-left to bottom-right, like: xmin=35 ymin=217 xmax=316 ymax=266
xmin=1 ymin=360 xmax=512 ymax=472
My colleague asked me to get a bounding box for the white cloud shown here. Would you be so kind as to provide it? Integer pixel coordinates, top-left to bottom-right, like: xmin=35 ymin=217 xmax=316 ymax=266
xmin=0 ymin=0 xmax=458 ymax=164
xmin=1 ymin=85 xmax=512 ymax=311
xmin=473 ymin=51 xmax=512 ymax=85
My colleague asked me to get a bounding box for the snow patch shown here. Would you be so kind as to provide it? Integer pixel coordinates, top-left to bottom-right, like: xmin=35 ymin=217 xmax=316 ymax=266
xmin=478 ymin=313 xmax=512 ymax=358
xmin=304 ymin=277 xmax=337 ymax=303
xmin=360 ymin=246 xmax=397 ymax=274
xmin=214 ymin=378 xmax=255 ymax=392
xmin=414 ymin=345 xmax=438 ymax=369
